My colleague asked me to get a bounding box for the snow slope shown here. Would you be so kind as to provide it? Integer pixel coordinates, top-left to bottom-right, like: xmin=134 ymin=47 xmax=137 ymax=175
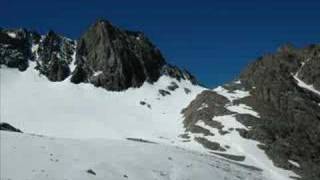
xmin=0 ymin=63 xmax=204 ymax=146
xmin=0 ymin=63 xmax=301 ymax=180
xmin=0 ymin=131 xmax=265 ymax=180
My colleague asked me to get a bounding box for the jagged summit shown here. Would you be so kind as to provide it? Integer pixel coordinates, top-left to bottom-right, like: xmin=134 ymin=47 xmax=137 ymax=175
xmin=0 ymin=19 xmax=198 ymax=91
xmin=72 ymin=19 xmax=166 ymax=90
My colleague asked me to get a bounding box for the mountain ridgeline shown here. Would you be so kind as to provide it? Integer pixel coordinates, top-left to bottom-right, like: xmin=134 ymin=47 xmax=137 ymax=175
xmin=0 ymin=20 xmax=197 ymax=91
xmin=182 ymin=44 xmax=320 ymax=180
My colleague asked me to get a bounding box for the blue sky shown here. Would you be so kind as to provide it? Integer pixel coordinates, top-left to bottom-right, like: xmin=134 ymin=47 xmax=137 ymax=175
xmin=2 ymin=0 xmax=320 ymax=87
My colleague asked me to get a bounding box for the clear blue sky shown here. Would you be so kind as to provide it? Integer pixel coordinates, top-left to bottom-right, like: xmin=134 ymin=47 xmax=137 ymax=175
xmin=2 ymin=0 xmax=320 ymax=87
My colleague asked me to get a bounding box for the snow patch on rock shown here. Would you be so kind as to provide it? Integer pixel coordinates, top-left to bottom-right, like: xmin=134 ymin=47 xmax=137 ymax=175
xmin=227 ymin=104 xmax=261 ymax=118
xmin=214 ymin=86 xmax=250 ymax=102
xmin=7 ymin=32 xmax=17 ymax=38
xmin=197 ymin=103 xmax=208 ymax=111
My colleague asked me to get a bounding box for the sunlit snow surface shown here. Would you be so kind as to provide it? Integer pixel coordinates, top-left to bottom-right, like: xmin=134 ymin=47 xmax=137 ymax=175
xmin=0 ymin=63 xmax=204 ymax=145
xmin=0 ymin=131 xmax=265 ymax=180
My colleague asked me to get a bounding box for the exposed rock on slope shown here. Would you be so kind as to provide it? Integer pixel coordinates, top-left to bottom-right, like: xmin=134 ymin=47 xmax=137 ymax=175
xmin=0 ymin=123 xmax=22 ymax=133
xmin=35 ymin=30 xmax=76 ymax=81
xmin=0 ymin=28 xmax=32 ymax=71
xmin=182 ymin=44 xmax=320 ymax=180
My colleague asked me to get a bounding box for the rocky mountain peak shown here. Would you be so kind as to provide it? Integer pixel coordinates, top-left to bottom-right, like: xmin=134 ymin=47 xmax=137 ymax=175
xmin=0 ymin=19 xmax=198 ymax=91
xmin=71 ymin=19 xmax=187 ymax=91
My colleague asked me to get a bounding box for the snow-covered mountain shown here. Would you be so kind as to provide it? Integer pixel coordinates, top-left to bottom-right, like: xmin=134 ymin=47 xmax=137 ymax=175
xmin=182 ymin=44 xmax=320 ymax=180
xmin=1 ymin=20 xmax=319 ymax=180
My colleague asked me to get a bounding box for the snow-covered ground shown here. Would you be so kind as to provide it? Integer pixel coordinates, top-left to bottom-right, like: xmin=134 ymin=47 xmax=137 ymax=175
xmin=0 ymin=64 xmax=300 ymax=180
xmin=0 ymin=63 xmax=204 ymax=146
xmin=0 ymin=131 xmax=265 ymax=180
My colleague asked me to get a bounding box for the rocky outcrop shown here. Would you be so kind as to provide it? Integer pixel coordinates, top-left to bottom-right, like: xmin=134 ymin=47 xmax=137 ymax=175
xmin=0 ymin=28 xmax=32 ymax=71
xmin=161 ymin=64 xmax=198 ymax=85
xmin=35 ymin=30 xmax=76 ymax=81
xmin=0 ymin=122 xmax=22 ymax=133
xmin=182 ymin=90 xmax=232 ymax=133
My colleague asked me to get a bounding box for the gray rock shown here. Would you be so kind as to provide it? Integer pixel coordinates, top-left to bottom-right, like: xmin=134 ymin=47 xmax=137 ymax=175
xmin=161 ymin=64 xmax=198 ymax=85
xmin=184 ymin=88 xmax=191 ymax=94
xmin=167 ymin=81 xmax=179 ymax=91
xmin=159 ymin=89 xmax=171 ymax=96
xmin=194 ymin=137 xmax=226 ymax=151
xmin=182 ymin=90 xmax=232 ymax=132
xmin=0 ymin=122 xmax=22 ymax=133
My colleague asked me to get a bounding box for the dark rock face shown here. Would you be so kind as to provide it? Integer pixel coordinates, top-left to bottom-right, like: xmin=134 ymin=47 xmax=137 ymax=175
xmin=297 ymin=46 xmax=320 ymax=90
xmin=183 ymin=44 xmax=320 ymax=180
xmin=72 ymin=20 xmax=166 ymax=91
xmin=238 ymin=44 xmax=320 ymax=180
xmin=0 ymin=28 xmax=76 ymax=82
xmin=0 ymin=122 xmax=22 ymax=133
xmin=36 ymin=30 xmax=76 ymax=81
xmin=0 ymin=28 xmax=32 ymax=71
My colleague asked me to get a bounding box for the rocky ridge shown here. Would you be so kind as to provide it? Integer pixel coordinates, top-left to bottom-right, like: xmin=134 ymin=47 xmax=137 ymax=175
xmin=182 ymin=44 xmax=320 ymax=180
xmin=0 ymin=20 xmax=198 ymax=91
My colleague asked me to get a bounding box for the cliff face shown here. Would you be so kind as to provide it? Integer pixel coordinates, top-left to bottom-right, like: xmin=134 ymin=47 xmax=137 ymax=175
xmin=182 ymin=44 xmax=320 ymax=180
xmin=0 ymin=28 xmax=32 ymax=71
xmin=0 ymin=28 xmax=76 ymax=81
xmin=71 ymin=20 xmax=166 ymax=90
xmin=35 ymin=30 xmax=76 ymax=82
xmin=238 ymin=45 xmax=320 ymax=180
